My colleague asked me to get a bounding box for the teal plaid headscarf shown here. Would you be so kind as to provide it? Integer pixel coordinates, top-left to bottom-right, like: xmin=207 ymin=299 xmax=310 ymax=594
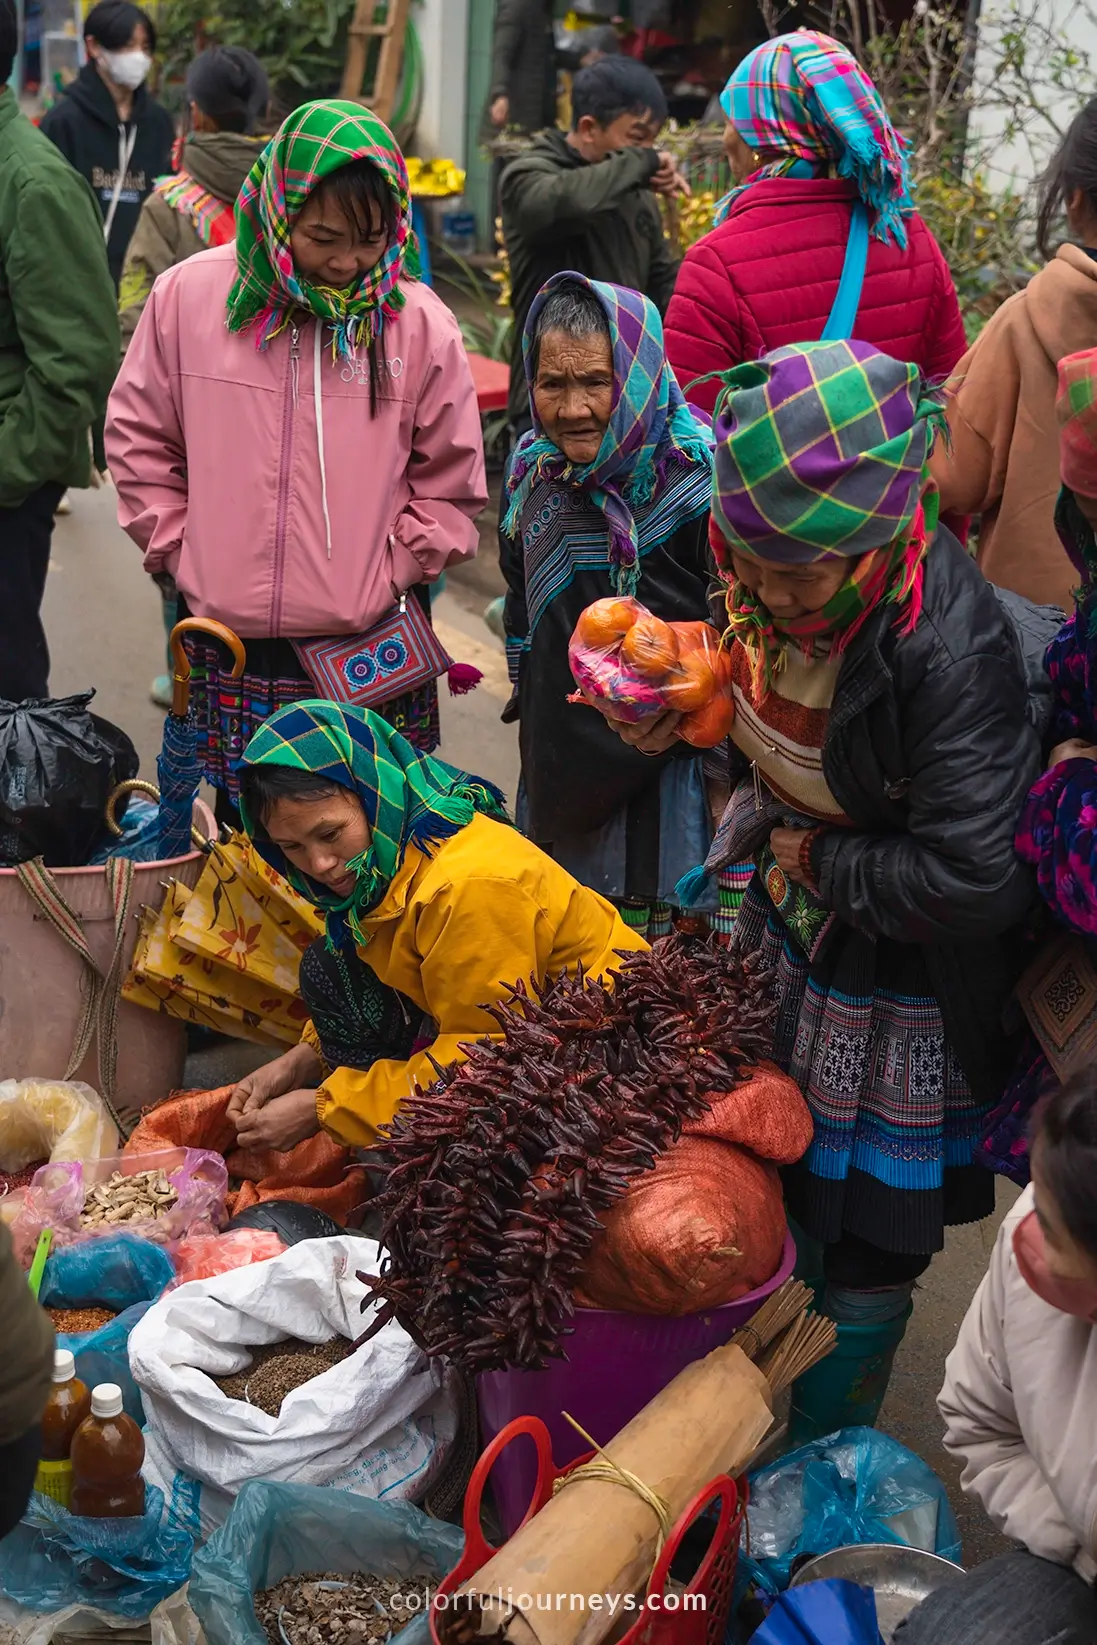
xmin=502 ymin=272 xmax=713 ymax=595
xmin=240 ymin=702 xmax=509 ymax=950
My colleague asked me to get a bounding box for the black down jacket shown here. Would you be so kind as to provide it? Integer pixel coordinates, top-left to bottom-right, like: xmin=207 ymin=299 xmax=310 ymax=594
xmin=792 ymin=530 xmax=1040 ymax=1101
xmin=484 ymin=0 xmax=557 ymax=137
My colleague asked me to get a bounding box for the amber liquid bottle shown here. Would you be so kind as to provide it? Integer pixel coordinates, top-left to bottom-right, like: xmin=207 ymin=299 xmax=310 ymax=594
xmin=35 ymin=1350 xmax=92 ymax=1507
xmin=70 ymin=1383 xmax=146 ymax=1518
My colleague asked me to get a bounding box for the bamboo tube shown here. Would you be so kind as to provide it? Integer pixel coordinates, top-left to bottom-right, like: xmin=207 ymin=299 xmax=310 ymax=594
xmin=442 ymin=1344 xmax=775 ymax=1645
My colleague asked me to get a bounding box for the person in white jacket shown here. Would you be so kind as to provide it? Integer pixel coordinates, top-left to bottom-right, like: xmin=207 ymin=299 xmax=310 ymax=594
xmin=897 ymin=1073 xmax=1097 ymax=1644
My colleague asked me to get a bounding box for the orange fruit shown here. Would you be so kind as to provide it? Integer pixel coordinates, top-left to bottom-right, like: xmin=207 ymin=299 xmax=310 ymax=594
xmin=678 ymin=691 xmax=735 ymax=747
xmin=620 ymin=613 xmax=681 ymax=680
xmin=674 ymin=621 xmax=719 ymax=659
xmin=574 ymin=597 xmax=641 ymax=650
xmin=663 ymin=648 xmax=715 ymax=712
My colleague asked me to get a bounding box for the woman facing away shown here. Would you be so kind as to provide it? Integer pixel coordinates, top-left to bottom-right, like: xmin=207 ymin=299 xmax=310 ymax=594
xmin=39 ymin=0 xmax=173 ymax=290
xmin=107 ymin=100 xmax=486 ymax=823
xmin=610 ymin=339 xmax=1039 ymax=1439
xmin=664 ymin=30 xmax=966 ymax=418
xmin=932 ymin=98 xmax=1097 ymax=614
xmin=119 ymin=45 xmax=270 ymax=350
xmin=896 ymin=1073 xmax=1097 ymax=1645
xmin=500 ymin=272 xmax=721 ymax=940
xmin=219 ymin=702 xmax=646 ymax=1155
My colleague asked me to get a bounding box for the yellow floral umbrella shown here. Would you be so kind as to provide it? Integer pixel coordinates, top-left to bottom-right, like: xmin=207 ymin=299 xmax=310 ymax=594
xmin=123 ymin=834 xmax=324 ymax=1046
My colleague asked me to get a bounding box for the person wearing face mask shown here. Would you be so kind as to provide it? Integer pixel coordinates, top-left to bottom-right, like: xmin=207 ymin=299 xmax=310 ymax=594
xmin=894 ymin=1073 xmax=1097 ymax=1645
xmin=608 ymin=339 xmax=1040 ymax=1440
xmin=106 ymin=101 xmax=485 ymax=826
xmin=499 ymin=56 xmax=687 ymax=437
xmin=40 ymin=0 xmax=173 ymax=289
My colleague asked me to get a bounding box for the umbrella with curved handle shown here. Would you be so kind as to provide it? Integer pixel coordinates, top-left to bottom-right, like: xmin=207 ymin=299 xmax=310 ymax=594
xmin=169 ymin=618 xmax=247 ymax=718
xmin=104 ymin=619 xmax=246 ymax=862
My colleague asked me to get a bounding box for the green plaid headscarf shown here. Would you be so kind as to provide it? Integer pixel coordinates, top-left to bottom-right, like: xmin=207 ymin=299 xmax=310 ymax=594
xmin=240 ymin=702 xmax=509 ymax=951
xmin=225 ymin=99 xmax=419 ymax=361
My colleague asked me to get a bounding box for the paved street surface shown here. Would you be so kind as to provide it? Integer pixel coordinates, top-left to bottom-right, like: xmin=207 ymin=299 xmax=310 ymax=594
xmin=45 ymin=484 xmax=1014 ymax=1563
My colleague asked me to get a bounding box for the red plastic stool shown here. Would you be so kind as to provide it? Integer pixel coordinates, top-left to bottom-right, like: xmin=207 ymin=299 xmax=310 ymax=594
xmin=431 ymin=1415 xmax=747 ymax=1645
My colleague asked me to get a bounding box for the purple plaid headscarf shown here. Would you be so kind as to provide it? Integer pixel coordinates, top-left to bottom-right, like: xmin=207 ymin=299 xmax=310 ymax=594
xmin=502 ymin=272 xmax=712 ymax=595
xmin=709 ymin=339 xmax=939 ymax=568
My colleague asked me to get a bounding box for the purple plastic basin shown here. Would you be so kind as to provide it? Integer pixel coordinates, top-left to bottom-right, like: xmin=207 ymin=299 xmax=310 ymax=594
xmin=476 ymin=1230 xmax=796 ymax=1536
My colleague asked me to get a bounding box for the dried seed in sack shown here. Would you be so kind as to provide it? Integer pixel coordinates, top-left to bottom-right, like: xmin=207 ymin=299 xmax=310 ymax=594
xmin=213 ymin=1337 xmax=353 ymax=1416
xmin=80 ymin=1168 xmax=178 ymax=1228
xmin=255 ymin=1572 xmax=430 ymax=1645
xmin=46 ymin=1306 xmax=116 ymax=1333
xmin=0 ymin=1158 xmax=47 ymax=1194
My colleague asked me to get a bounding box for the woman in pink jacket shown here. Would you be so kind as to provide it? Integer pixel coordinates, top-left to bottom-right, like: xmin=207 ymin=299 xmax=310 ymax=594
xmin=107 ymin=99 xmax=486 ymax=817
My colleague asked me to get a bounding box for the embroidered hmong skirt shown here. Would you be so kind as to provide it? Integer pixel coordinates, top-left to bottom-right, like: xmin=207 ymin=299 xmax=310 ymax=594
xmin=737 ymin=873 xmax=995 ymax=1256
xmin=181 ymin=631 xmax=440 ymax=803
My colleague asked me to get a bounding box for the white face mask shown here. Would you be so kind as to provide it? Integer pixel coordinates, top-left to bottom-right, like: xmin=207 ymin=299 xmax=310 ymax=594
xmin=100 ymin=48 xmax=152 ymax=90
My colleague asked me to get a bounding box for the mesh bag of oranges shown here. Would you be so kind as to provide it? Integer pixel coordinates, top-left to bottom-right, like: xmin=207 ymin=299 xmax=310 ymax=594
xmin=568 ymin=597 xmax=735 ymax=747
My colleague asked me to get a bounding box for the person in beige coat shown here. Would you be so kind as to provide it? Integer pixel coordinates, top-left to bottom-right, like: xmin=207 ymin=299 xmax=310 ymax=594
xmin=896 ymin=1073 xmax=1097 ymax=1644
xmin=932 ymin=98 xmax=1097 ymax=614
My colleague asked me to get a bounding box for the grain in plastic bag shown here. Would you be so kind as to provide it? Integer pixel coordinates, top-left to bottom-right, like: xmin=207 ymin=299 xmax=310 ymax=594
xmin=190 ymin=1479 xmax=463 ymax=1645
xmin=568 ymin=597 xmax=734 ymax=746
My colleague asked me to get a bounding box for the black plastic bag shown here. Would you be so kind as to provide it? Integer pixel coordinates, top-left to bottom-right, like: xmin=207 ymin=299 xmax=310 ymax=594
xmin=0 ymin=691 xmax=139 ymax=867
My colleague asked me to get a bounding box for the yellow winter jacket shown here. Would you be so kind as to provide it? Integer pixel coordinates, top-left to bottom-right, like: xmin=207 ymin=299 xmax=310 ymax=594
xmin=303 ymin=813 xmax=646 ymax=1147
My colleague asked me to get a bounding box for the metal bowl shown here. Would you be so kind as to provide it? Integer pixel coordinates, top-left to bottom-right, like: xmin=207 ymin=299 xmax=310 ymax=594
xmin=789 ymin=1543 xmax=966 ymax=1641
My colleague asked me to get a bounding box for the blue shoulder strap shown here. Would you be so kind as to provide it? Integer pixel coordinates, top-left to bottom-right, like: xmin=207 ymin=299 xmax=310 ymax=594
xmin=821 ymin=202 xmax=871 ymax=341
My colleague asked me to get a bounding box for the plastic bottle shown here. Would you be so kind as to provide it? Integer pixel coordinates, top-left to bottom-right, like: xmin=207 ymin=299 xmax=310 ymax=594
xmin=70 ymin=1383 xmax=146 ymax=1518
xmin=34 ymin=1349 xmax=92 ymax=1507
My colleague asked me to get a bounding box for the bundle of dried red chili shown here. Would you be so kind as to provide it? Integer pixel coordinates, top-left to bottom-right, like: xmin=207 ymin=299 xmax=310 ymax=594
xmin=357 ymin=934 xmax=775 ymax=1372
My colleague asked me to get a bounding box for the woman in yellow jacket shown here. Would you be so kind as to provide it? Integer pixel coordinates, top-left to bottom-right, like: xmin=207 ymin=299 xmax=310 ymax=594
xmin=225 ymin=701 xmax=644 ymax=1152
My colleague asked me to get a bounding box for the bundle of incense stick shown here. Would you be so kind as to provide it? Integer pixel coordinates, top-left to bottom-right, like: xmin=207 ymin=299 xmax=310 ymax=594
xmin=758 ymin=1310 xmax=838 ymax=1396
xmin=729 ymin=1278 xmax=816 ymax=1359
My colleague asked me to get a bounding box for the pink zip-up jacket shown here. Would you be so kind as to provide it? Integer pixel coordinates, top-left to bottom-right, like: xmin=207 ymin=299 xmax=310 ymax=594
xmin=106 ymin=244 xmax=487 ymax=638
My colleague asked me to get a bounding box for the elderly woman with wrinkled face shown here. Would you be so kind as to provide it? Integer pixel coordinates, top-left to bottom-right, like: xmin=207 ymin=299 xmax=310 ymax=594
xmin=498 ymin=271 xmax=721 ymax=939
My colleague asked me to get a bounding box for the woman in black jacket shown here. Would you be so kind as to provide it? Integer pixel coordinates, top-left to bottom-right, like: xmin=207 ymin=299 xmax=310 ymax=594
xmin=40 ymin=0 xmax=173 ymax=289
xmin=614 ymin=339 xmax=1040 ymax=1436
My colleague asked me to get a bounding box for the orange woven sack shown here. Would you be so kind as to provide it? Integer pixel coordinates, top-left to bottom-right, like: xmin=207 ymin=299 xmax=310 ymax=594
xmin=125 ymin=1085 xmax=368 ymax=1224
xmin=575 ymin=1062 xmax=813 ymax=1315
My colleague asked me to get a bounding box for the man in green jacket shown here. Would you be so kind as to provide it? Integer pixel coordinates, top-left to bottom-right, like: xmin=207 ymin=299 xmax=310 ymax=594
xmin=499 ymin=56 xmax=685 ymax=430
xmin=0 ymin=0 xmax=119 ymax=702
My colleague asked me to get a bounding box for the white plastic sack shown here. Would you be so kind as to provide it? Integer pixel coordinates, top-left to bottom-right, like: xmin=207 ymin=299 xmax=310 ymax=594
xmin=128 ymin=1237 xmax=455 ymax=1539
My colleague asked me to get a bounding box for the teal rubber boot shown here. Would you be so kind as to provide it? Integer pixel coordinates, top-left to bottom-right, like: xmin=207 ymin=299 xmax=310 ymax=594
xmin=786 ymin=1303 xmax=913 ymax=1447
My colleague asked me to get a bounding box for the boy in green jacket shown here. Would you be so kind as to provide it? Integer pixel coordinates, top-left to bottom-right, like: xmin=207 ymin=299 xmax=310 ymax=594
xmin=499 ymin=56 xmax=686 ymax=432
xmin=0 ymin=0 xmax=119 ymax=701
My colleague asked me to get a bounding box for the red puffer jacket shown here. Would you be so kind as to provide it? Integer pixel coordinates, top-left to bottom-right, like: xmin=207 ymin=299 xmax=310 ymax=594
xmin=665 ymin=177 xmax=967 ymax=415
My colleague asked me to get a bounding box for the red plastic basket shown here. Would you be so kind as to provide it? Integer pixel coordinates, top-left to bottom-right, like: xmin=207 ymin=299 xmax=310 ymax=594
xmin=430 ymin=1415 xmax=747 ymax=1645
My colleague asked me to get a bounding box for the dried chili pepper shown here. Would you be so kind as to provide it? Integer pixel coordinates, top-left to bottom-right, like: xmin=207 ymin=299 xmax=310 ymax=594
xmin=361 ymin=933 xmax=774 ymax=1373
